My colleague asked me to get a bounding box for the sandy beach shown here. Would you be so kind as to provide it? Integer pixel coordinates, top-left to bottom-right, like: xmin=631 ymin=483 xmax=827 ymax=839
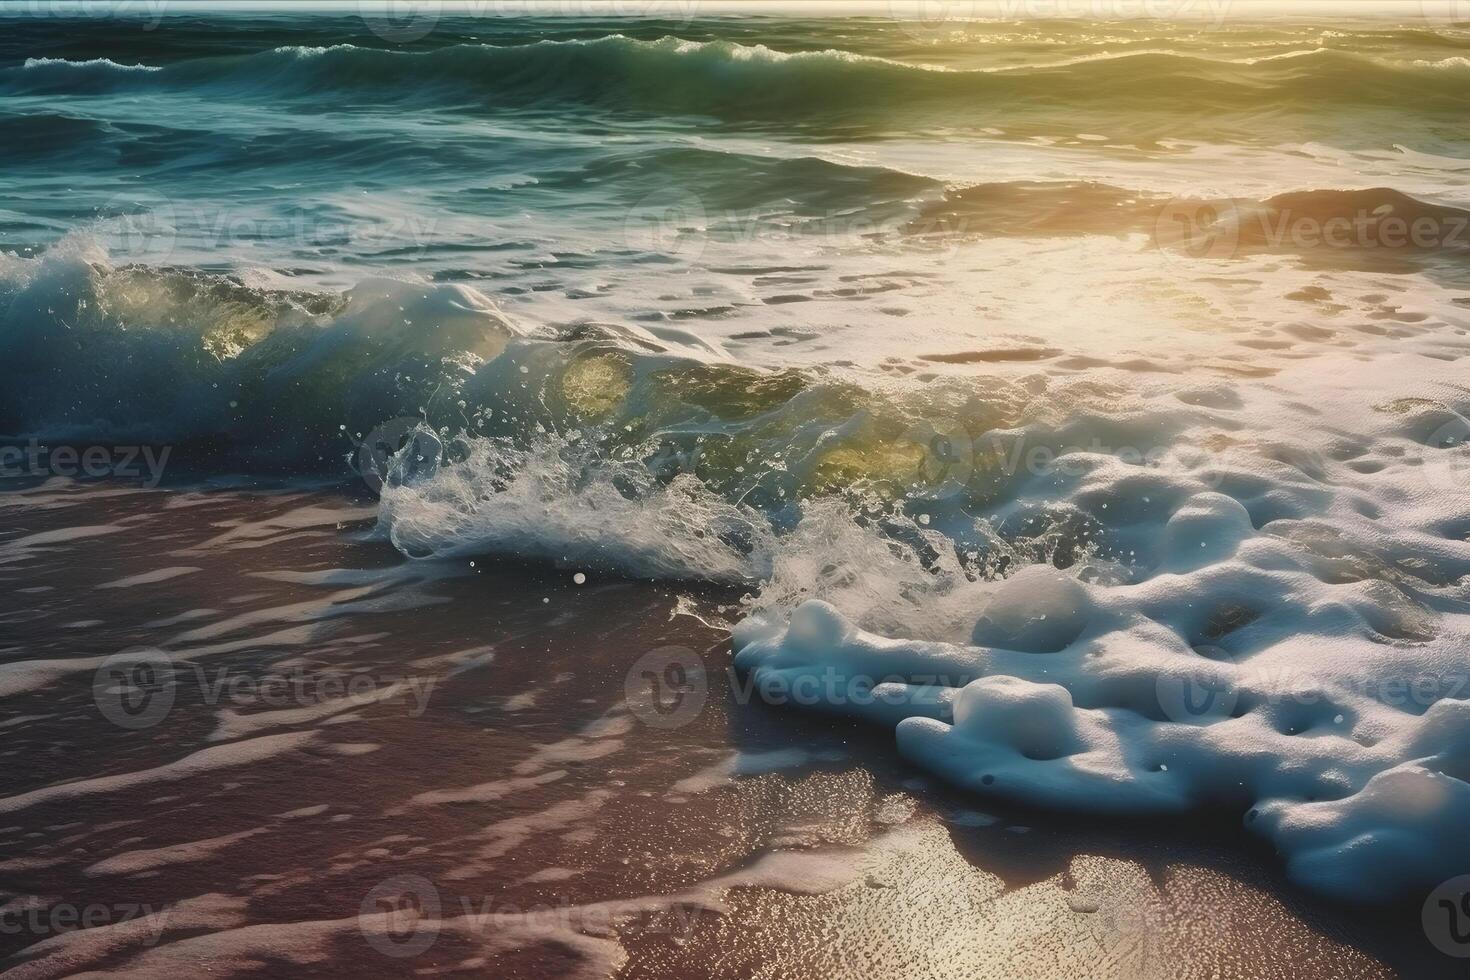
xmin=0 ymin=478 xmax=1453 ymax=978
xmin=6 ymin=6 xmax=1470 ymax=974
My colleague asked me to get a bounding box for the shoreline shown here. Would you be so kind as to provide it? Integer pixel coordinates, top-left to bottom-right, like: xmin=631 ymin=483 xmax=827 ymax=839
xmin=0 ymin=478 xmax=1455 ymax=977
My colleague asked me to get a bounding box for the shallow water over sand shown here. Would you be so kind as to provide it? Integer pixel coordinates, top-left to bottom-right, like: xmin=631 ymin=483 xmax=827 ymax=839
xmin=0 ymin=479 xmax=1455 ymax=977
xmin=4 ymin=6 xmax=1470 ymax=972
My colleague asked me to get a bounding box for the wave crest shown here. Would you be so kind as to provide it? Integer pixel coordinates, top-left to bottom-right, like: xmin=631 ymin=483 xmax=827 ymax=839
xmin=7 ymin=38 xmax=1468 ymax=118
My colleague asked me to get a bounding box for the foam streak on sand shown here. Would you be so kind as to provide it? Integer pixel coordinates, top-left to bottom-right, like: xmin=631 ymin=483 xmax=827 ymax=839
xmin=0 ymin=733 xmax=316 ymax=815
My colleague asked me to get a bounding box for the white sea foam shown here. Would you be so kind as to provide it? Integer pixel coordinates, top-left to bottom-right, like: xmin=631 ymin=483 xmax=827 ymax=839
xmin=377 ymin=434 xmax=778 ymax=584
xmin=7 ymin=18 xmax=1470 ymax=909
xmin=342 ymin=206 xmax=1470 ymax=910
xmin=729 ymin=345 xmax=1470 ymax=905
xmin=20 ymin=56 xmax=160 ymax=73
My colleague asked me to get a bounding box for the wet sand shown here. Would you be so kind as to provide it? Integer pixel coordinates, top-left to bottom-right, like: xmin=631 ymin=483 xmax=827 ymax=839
xmin=0 ymin=479 xmax=1455 ymax=978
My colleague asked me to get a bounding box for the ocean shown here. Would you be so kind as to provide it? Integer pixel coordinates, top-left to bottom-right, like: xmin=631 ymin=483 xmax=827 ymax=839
xmin=1 ymin=2 xmax=1469 ymax=975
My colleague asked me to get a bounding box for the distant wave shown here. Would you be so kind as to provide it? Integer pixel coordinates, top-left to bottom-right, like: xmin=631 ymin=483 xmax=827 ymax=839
xmin=6 ymin=38 xmax=1469 ymax=118
xmin=1413 ymin=55 xmax=1470 ymax=69
xmin=4 ymin=181 xmax=1466 ymax=465
xmin=917 ymin=182 xmax=1470 ymax=264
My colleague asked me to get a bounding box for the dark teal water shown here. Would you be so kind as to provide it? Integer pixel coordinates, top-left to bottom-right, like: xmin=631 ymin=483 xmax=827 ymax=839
xmin=4 ymin=8 xmax=1470 ymax=280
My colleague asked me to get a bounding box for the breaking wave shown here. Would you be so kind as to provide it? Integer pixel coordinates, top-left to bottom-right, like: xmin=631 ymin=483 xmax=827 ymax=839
xmin=5 ymin=225 xmax=1470 ymax=911
xmin=6 ymin=175 xmax=1469 ymax=459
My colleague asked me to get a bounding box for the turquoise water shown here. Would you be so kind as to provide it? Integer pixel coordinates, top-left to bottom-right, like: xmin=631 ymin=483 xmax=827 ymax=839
xmin=4 ymin=7 xmax=1470 ymax=288
xmin=2 ymin=5 xmax=1470 ymax=460
xmin=4 ymin=3 xmax=1470 ymax=913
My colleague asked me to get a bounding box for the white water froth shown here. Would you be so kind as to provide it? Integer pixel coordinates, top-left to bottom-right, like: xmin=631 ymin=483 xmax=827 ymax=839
xmin=379 ymin=318 xmax=1470 ymax=905
xmin=728 ymin=352 xmax=1470 ymax=905
xmin=11 ymin=208 xmax=1470 ymax=910
xmin=378 ymin=434 xmax=777 ymax=583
